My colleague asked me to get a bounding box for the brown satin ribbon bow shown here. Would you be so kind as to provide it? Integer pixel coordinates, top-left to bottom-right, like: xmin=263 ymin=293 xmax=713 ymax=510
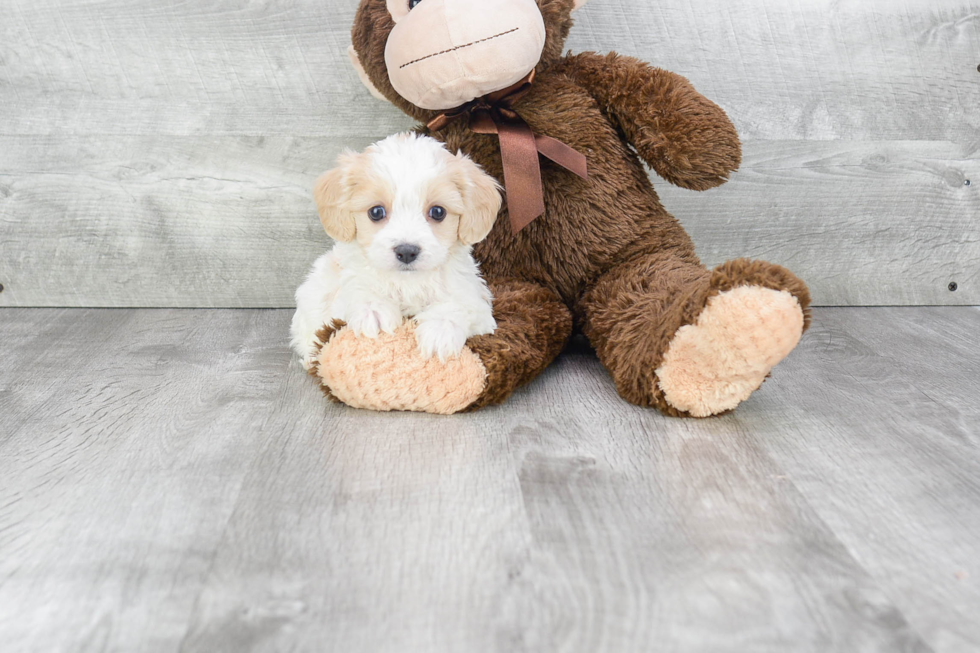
xmin=427 ymin=70 xmax=588 ymax=233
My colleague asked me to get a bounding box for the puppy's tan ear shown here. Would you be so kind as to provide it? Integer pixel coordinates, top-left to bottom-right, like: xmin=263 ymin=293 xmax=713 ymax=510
xmin=572 ymin=0 xmax=589 ymax=10
xmin=313 ymin=160 xmax=356 ymax=242
xmin=452 ymin=153 xmax=502 ymax=246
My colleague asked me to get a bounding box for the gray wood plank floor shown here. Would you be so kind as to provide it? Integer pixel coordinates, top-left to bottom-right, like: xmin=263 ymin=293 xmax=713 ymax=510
xmin=1 ymin=307 xmax=978 ymax=653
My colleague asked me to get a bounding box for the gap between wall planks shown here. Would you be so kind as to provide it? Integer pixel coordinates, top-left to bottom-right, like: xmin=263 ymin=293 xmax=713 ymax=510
xmin=0 ymin=0 xmax=977 ymax=308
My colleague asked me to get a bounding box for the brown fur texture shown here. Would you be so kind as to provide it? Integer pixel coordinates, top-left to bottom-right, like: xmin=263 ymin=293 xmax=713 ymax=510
xmin=327 ymin=0 xmax=812 ymax=415
xmin=464 ymin=279 xmax=573 ymax=410
xmin=580 ymin=257 xmax=811 ymax=415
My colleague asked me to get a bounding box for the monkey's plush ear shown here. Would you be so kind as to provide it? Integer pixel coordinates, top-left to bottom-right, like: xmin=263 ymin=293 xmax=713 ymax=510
xmin=572 ymin=0 xmax=589 ymax=9
xmin=452 ymin=153 xmax=503 ymax=246
xmin=347 ymin=45 xmax=390 ymax=104
xmin=313 ymin=165 xmax=357 ymax=242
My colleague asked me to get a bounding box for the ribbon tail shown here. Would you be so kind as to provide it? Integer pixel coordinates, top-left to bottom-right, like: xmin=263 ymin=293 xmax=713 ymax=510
xmin=497 ymin=121 xmax=546 ymax=233
xmin=535 ymin=135 xmax=588 ymax=180
xmin=469 ymin=108 xmax=585 ymax=233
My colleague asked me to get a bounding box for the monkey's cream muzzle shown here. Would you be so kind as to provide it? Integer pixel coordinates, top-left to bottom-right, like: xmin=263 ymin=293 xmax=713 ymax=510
xmin=384 ymin=0 xmax=546 ymax=111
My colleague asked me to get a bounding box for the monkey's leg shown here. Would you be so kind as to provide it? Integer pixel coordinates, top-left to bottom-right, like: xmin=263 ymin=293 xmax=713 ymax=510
xmin=311 ymin=279 xmax=572 ymax=414
xmin=578 ymin=252 xmax=811 ymax=417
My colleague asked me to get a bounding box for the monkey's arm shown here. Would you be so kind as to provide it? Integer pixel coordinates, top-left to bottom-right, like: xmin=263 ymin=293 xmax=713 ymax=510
xmin=552 ymin=52 xmax=741 ymax=190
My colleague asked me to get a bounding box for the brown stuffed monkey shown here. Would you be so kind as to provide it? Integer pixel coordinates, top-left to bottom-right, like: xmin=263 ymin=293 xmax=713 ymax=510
xmin=310 ymin=0 xmax=811 ymax=416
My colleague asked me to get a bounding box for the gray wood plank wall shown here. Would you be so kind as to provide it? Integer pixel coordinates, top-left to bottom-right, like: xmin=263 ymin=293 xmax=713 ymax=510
xmin=1 ymin=0 xmax=977 ymax=308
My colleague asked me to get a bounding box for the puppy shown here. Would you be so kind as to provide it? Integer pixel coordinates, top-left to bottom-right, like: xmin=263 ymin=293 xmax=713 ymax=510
xmin=291 ymin=133 xmax=502 ymax=369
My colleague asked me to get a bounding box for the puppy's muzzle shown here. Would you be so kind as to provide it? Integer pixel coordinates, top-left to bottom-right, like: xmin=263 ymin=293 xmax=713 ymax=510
xmin=394 ymin=243 xmax=421 ymax=265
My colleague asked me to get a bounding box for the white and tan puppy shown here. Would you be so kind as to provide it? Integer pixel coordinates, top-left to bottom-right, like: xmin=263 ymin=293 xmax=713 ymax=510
xmin=291 ymin=133 xmax=502 ymax=368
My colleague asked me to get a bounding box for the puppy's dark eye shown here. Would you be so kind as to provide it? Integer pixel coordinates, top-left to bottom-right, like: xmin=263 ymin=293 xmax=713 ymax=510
xmin=408 ymin=0 xmax=421 ymax=8
xmin=428 ymin=206 xmax=446 ymax=221
xmin=368 ymin=206 xmax=387 ymax=222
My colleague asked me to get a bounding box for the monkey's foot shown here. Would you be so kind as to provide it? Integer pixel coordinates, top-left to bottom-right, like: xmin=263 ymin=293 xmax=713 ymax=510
xmin=655 ymin=285 xmax=805 ymax=417
xmin=311 ymin=321 xmax=487 ymax=415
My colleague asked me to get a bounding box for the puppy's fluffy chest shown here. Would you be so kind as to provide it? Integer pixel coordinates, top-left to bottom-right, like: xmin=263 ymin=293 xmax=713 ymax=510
xmin=362 ymin=264 xmax=450 ymax=316
xmin=332 ymin=242 xmax=489 ymax=317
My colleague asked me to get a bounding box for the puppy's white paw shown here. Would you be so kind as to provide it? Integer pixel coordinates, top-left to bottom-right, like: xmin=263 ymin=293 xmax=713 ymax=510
xmin=472 ymin=312 xmax=497 ymax=337
xmin=415 ymin=319 xmax=468 ymax=362
xmin=346 ymin=302 xmax=403 ymax=338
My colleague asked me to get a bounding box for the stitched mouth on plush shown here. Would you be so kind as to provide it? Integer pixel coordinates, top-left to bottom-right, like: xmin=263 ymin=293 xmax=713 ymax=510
xmin=384 ymin=0 xmax=546 ymax=110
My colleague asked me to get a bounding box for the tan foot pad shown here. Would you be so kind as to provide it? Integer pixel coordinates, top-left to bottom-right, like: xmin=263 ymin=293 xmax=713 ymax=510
xmin=315 ymin=322 xmax=487 ymax=415
xmin=655 ymin=286 xmax=804 ymax=417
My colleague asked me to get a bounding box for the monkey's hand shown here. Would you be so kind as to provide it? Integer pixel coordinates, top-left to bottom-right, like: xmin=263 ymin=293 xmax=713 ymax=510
xmin=554 ymin=52 xmax=741 ymax=191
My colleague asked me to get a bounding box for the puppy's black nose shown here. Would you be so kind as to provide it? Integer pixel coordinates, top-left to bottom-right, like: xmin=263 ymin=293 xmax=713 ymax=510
xmin=394 ymin=243 xmax=421 ymax=265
